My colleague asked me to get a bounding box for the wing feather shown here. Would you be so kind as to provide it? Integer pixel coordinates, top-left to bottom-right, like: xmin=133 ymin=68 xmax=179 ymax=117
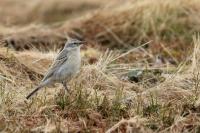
xmin=42 ymin=48 xmax=68 ymax=81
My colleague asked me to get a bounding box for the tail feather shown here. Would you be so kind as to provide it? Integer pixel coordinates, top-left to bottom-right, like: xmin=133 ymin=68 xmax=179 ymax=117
xmin=26 ymin=86 xmax=42 ymax=99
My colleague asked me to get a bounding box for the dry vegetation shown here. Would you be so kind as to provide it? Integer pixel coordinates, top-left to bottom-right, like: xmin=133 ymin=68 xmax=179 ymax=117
xmin=1 ymin=0 xmax=200 ymax=132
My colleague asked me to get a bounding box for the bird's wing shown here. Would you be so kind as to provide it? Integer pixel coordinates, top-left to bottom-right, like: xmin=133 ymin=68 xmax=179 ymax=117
xmin=42 ymin=49 xmax=68 ymax=81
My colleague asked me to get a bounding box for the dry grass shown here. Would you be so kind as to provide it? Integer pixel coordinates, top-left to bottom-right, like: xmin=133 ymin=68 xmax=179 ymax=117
xmin=1 ymin=0 xmax=200 ymax=132
xmin=0 ymin=0 xmax=118 ymax=26
xmin=0 ymin=37 xmax=200 ymax=132
xmin=64 ymin=0 xmax=200 ymax=60
xmin=1 ymin=0 xmax=200 ymax=60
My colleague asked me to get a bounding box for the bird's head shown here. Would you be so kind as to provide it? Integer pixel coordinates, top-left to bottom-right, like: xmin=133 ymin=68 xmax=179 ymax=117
xmin=64 ymin=38 xmax=85 ymax=50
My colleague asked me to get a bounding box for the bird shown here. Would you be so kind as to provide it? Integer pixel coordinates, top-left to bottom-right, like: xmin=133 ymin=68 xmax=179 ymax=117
xmin=26 ymin=38 xmax=85 ymax=99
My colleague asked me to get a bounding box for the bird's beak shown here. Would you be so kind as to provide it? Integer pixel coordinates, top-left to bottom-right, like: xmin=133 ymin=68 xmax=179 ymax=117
xmin=78 ymin=41 xmax=86 ymax=46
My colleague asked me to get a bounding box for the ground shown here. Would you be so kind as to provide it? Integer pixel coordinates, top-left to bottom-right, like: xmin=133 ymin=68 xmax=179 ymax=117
xmin=1 ymin=0 xmax=200 ymax=132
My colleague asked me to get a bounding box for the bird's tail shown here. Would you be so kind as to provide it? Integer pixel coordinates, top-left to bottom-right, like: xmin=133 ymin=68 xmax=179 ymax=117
xmin=26 ymin=86 xmax=42 ymax=99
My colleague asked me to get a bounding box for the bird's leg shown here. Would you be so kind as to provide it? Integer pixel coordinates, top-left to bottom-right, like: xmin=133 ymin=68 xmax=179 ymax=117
xmin=62 ymin=81 xmax=69 ymax=92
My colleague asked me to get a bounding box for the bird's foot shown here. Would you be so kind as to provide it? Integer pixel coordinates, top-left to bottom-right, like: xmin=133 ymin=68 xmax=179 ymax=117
xmin=62 ymin=81 xmax=71 ymax=94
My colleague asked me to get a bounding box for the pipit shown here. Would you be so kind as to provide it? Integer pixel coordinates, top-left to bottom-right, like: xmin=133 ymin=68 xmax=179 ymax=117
xmin=26 ymin=38 xmax=85 ymax=99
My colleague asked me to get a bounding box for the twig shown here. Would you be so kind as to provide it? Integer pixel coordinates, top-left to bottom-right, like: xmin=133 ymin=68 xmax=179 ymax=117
xmin=0 ymin=74 xmax=13 ymax=82
xmin=111 ymin=40 xmax=152 ymax=62
xmin=106 ymin=119 xmax=127 ymax=133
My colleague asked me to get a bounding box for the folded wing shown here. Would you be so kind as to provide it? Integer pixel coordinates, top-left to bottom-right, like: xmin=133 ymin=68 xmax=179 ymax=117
xmin=42 ymin=48 xmax=69 ymax=82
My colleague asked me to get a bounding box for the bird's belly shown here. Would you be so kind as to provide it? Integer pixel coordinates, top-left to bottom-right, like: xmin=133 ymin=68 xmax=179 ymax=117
xmin=55 ymin=59 xmax=80 ymax=82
